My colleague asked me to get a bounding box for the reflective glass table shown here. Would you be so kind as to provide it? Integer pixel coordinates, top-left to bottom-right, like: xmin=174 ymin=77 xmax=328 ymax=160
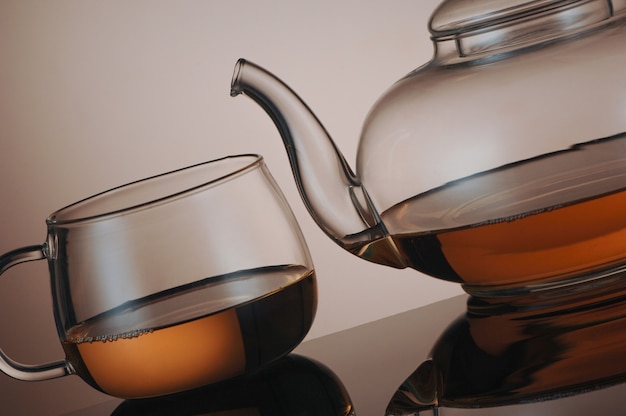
xmin=4 ymin=293 xmax=626 ymax=415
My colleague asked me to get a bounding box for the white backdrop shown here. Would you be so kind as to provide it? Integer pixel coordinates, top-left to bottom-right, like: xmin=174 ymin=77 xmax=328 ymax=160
xmin=0 ymin=0 xmax=462 ymax=375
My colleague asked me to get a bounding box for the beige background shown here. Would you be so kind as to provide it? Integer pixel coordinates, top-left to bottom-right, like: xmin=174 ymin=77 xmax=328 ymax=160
xmin=0 ymin=0 xmax=463 ymax=412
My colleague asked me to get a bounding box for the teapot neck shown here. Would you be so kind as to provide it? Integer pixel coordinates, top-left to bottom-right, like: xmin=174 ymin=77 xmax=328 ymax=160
xmin=429 ymin=0 xmax=624 ymax=63
xmin=230 ymin=59 xmax=390 ymax=249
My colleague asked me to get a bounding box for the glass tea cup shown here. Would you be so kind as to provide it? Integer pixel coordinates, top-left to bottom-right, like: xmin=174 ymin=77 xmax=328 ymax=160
xmin=0 ymin=154 xmax=317 ymax=399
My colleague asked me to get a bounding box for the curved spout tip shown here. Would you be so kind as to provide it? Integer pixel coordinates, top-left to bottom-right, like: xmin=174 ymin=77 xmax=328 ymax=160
xmin=230 ymin=58 xmax=246 ymax=97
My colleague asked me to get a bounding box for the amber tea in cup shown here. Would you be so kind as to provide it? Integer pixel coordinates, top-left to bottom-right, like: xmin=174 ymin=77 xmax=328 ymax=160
xmin=0 ymin=154 xmax=316 ymax=399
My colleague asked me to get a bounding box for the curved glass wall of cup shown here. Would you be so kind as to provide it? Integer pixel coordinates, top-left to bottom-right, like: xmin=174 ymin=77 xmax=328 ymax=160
xmin=44 ymin=154 xmax=317 ymax=398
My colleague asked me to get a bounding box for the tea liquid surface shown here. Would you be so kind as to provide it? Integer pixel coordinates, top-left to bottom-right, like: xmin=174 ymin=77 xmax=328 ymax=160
xmin=352 ymin=133 xmax=626 ymax=289
xmin=62 ymin=265 xmax=316 ymax=398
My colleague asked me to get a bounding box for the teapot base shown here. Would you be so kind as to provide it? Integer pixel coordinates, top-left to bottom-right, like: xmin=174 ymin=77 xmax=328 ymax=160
xmin=464 ymin=262 xmax=626 ymax=317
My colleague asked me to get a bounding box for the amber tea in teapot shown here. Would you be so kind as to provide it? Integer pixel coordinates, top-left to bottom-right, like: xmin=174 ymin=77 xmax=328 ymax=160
xmin=349 ymin=133 xmax=626 ymax=290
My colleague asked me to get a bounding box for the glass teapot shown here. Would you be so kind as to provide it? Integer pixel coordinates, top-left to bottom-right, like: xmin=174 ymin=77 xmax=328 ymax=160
xmin=230 ymin=0 xmax=626 ymax=297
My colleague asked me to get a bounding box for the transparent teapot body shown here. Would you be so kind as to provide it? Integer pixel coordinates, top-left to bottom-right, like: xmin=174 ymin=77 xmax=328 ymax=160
xmin=231 ymin=0 xmax=626 ymax=297
xmin=355 ymin=1 xmax=626 ymax=293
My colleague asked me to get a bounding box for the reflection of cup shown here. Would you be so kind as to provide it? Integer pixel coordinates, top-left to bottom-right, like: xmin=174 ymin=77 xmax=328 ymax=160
xmin=111 ymin=354 xmax=355 ymax=416
xmin=0 ymin=154 xmax=317 ymax=399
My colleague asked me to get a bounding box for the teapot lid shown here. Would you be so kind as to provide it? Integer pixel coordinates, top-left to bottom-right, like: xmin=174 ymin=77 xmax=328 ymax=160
xmin=429 ymin=0 xmax=624 ymax=57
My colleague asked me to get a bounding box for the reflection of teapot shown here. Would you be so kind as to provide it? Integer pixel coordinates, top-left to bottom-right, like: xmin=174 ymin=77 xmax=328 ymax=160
xmin=231 ymin=0 xmax=626 ymax=296
xmin=386 ymin=271 xmax=626 ymax=413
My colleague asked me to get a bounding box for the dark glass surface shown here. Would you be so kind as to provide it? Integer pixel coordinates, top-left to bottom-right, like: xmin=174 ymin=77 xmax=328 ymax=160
xmin=4 ymin=294 xmax=626 ymax=415
xmin=388 ymin=275 xmax=626 ymax=414
xmin=108 ymin=354 xmax=353 ymax=416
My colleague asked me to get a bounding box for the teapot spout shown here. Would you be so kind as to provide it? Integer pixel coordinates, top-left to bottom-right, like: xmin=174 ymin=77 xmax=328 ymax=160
xmin=230 ymin=59 xmax=404 ymax=267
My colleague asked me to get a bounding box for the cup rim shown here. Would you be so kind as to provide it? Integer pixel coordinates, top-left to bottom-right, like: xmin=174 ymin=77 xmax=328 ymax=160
xmin=46 ymin=154 xmax=263 ymax=225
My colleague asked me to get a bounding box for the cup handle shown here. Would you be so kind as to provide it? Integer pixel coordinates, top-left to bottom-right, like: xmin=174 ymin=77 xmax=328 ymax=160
xmin=0 ymin=245 xmax=72 ymax=381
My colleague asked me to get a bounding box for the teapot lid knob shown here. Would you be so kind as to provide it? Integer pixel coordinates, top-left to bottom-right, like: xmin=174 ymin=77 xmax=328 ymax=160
xmin=429 ymin=0 xmax=624 ymax=59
